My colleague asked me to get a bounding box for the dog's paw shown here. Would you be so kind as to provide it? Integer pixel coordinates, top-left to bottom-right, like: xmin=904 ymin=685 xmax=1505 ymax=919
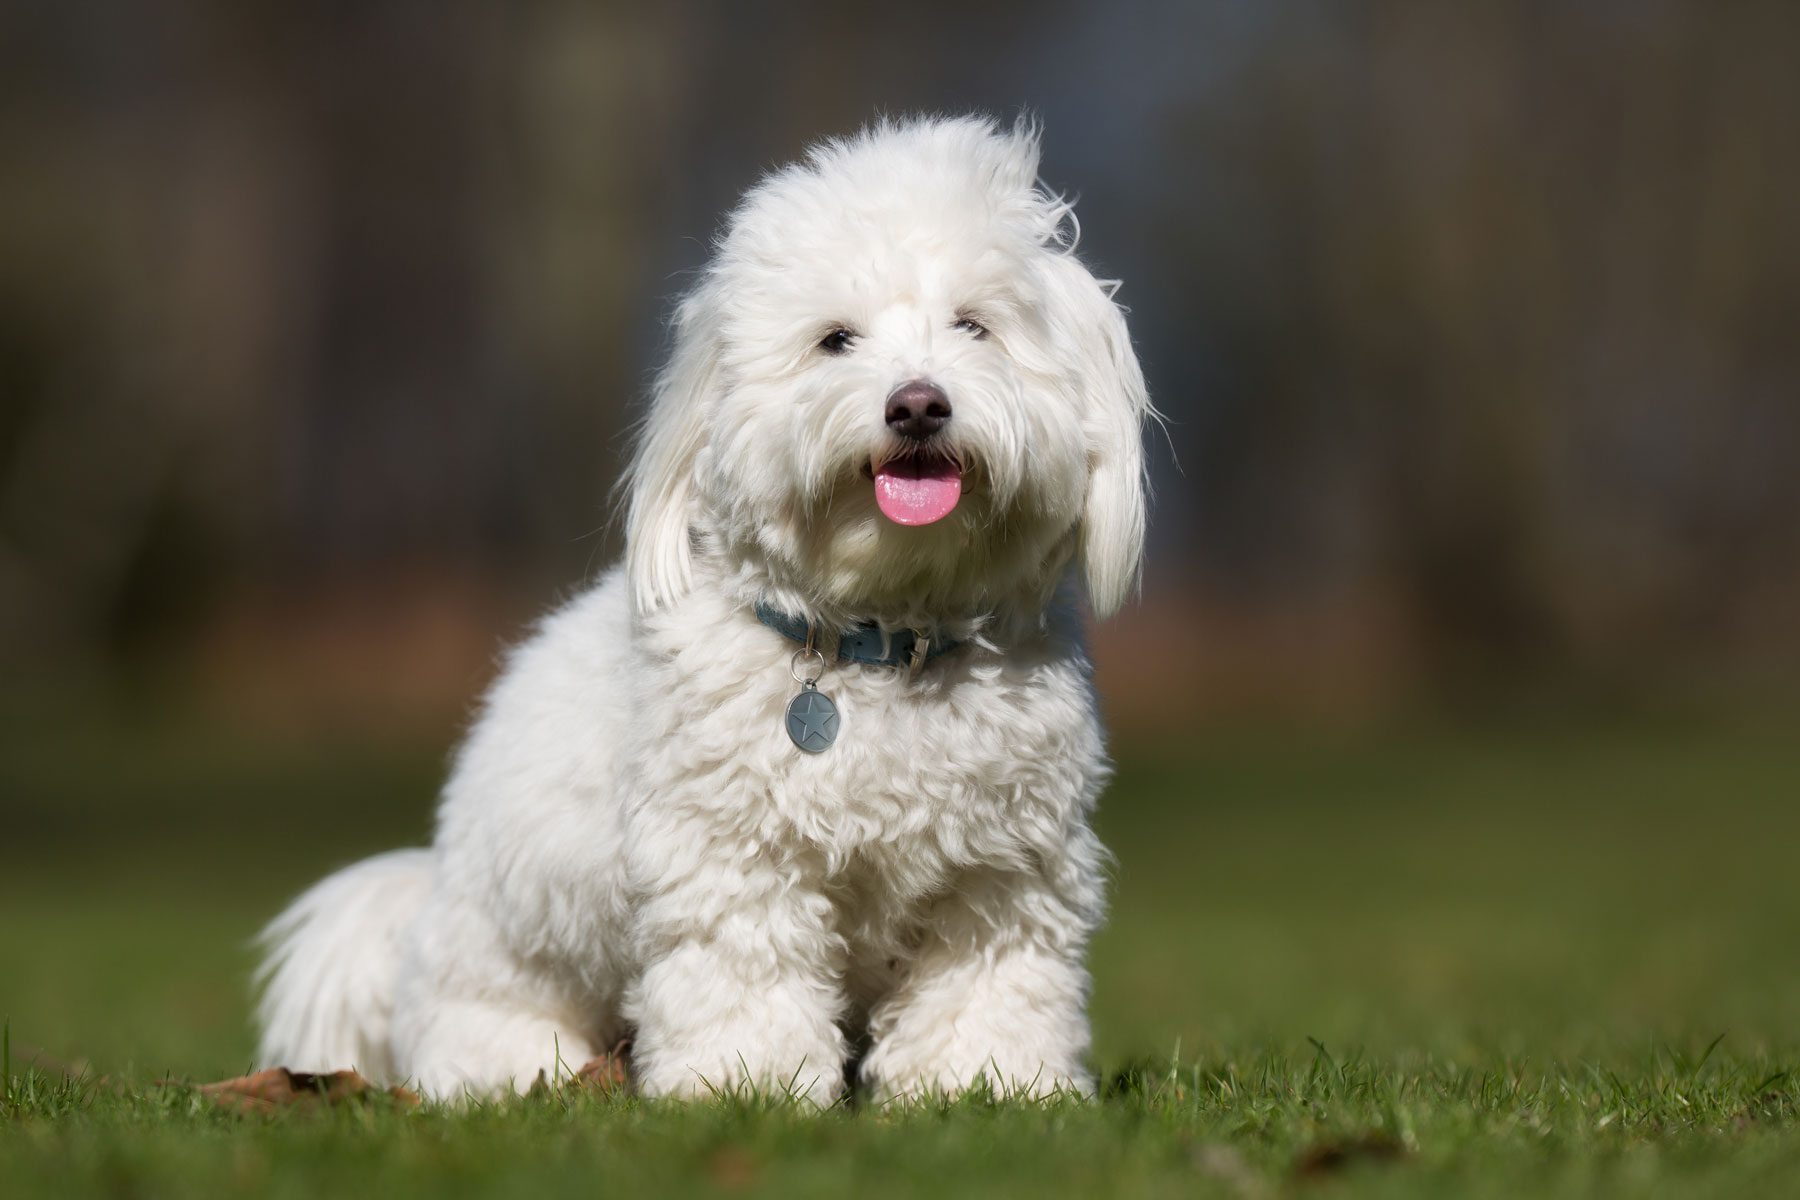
xmin=861 ymin=1046 xmax=1093 ymax=1104
xmin=632 ymin=1032 xmax=845 ymax=1106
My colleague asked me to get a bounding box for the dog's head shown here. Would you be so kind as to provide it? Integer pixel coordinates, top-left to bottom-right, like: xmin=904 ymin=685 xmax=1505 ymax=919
xmin=626 ymin=116 xmax=1149 ymax=624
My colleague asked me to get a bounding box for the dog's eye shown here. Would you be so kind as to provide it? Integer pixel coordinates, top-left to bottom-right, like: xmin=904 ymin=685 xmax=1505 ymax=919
xmin=952 ymin=315 xmax=988 ymax=339
xmin=819 ymin=328 xmax=856 ymax=355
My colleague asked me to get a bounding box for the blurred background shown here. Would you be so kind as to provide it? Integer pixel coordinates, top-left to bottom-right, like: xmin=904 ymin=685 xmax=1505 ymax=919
xmin=2 ymin=1 xmax=1797 ymax=1080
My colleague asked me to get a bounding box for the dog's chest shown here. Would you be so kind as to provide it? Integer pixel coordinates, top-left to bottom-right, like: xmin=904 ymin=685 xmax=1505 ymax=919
xmin=684 ymin=651 xmax=1097 ymax=873
xmin=632 ymin=597 xmax=1105 ymax=889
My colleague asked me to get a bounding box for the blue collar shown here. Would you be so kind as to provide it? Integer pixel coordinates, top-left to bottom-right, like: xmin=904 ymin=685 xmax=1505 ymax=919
xmin=754 ymin=603 xmax=962 ymax=671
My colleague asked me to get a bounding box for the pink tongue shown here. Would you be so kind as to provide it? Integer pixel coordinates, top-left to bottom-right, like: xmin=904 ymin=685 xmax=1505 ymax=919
xmin=874 ymin=458 xmax=963 ymax=526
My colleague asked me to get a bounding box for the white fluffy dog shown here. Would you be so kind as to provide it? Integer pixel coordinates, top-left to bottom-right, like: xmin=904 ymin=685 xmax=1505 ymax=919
xmin=256 ymin=115 xmax=1150 ymax=1104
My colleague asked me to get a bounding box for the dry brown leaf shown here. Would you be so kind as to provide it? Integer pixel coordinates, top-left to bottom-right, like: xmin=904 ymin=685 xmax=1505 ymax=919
xmin=525 ymin=1041 xmax=631 ymax=1098
xmin=196 ymin=1067 xmax=421 ymax=1113
xmin=707 ymin=1145 xmax=759 ymax=1191
xmin=1292 ymin=1133 xmax=1407 ymax=1178
xmin=573 ymin=1042 xmax=631 ymax=1094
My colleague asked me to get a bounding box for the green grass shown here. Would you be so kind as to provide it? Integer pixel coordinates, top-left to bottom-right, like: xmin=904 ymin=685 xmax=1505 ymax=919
xmin=4 ymin=702 xmax=1799 ymax=1196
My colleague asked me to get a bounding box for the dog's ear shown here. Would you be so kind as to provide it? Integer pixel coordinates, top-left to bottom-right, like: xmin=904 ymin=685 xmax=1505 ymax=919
xmin=624 ymin=282 xmax=724 ymax=612
xmin=1042 ymin=254 xmax=1151 ymax=620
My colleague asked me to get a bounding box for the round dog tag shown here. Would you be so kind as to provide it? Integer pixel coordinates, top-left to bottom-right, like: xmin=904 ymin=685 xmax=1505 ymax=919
xmin=785 ymin=685 xmax=839 ymax=753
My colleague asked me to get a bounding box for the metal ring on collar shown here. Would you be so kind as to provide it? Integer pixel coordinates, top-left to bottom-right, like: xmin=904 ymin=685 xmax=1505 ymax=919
xmin=790 ymin=645 xmax=826 ymax=686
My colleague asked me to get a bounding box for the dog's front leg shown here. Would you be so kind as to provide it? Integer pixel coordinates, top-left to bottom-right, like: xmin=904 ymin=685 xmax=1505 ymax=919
xmin=626 ymin=825 xmax=847 ymax=1105
xmin=862 ymin=869 xmax=1097 ymax=1102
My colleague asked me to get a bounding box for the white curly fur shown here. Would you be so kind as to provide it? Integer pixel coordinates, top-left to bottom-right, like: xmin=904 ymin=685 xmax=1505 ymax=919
xmin=256 ymin=115 xmax=1151 ymax=1104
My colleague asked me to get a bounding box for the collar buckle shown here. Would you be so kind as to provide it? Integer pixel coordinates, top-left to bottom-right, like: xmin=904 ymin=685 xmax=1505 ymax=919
xmin=906 ymin=631 xmax=930 ymax=675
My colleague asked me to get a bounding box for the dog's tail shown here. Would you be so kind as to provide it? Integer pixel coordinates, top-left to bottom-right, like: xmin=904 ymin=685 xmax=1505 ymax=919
xmin=254 ymin=848 xmax=433 ymax=1082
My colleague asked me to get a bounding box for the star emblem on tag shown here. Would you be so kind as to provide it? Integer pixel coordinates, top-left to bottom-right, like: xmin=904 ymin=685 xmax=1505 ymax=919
xmin=785 ymin=687 xmax=840 ymax=752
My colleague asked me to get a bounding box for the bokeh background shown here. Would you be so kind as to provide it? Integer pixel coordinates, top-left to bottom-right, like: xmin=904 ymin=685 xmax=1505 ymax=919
xmin=3 ymin=1 xmax=1797 ymax=1081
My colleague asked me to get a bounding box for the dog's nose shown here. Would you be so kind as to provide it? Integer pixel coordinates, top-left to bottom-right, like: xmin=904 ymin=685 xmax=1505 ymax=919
xmin=885 ymin=380 xmax=952 ymax=439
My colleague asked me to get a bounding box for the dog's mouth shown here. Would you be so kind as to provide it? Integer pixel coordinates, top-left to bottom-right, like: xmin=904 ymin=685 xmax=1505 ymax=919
xmin=864 ymin=447 xmax=964 ymax=526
